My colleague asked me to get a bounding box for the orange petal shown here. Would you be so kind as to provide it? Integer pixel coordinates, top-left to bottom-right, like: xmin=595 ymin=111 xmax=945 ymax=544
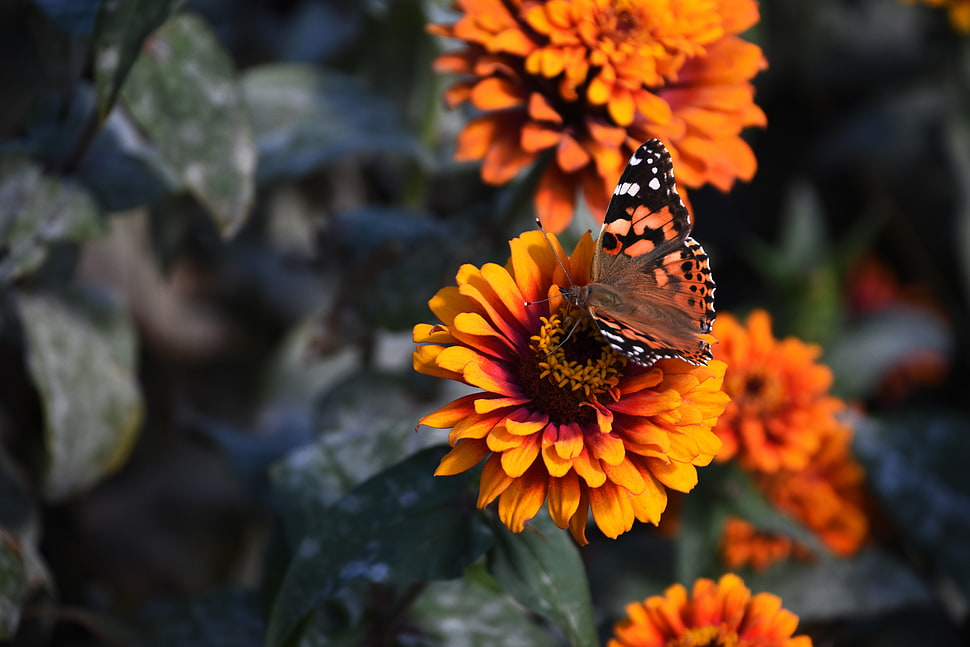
xmin=629 ymin=471 xmax=668 ymax=524
xmin=603 ymin=459 xmax=646 ymax=495
xmin=587 ymin=432 xmax=625 ymax=465
xmin=528 ymin=92 xmax=563 ymax=123
xmin=554 ymin=422 xmax=585 ymax=459
xmin=572 ymin=448 xmax=606 ymax=487
xmin=588 ymin=482 xmax=634 ymax=539
xmin=501 ymin=434 xmax=541 ymax=477
xmin=556 ymin=134 xmax=591 ymax=173
xmin=534 ymin=166 xmax=576 ymax=234
xmin=436 ymin=439 xmax=490 ymax=475
xmin=608 ymin=90 xmax=635 ymax=126
xmin=418 ymin=393 xmax=480 ymax=429
xmin=521 ymin=122 xmax=563 ymax=152
xmin=498 ymin=468 xmax=547 ymax=532
xmin=649 ymin=458 xmax=699 ymax=493
xmin=470 ymin=77 xmax=524 ymax=110
xmin=478 ymin=453 xmax=513 ymax=507
xmin=413 ymin=322 xmax=456 ymax=345
xmin=413 ymin=344 xmax=461 ymax=381
xmin=547 ymin=472 xmax=581 ymax=528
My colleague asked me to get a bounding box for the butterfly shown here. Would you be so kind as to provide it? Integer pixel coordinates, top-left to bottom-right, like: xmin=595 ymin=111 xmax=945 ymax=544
xmin=557 ymin=138 xmax=716 ymax=366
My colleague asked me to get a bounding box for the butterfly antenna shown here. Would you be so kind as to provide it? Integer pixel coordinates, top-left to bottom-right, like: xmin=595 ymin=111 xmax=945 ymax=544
xmin=524 ymin=218 xmax=576 ymax=307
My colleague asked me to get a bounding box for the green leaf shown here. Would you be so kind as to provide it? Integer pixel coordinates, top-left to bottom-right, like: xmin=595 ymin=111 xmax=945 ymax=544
xmin=0 ymin=531 xmax=27 ymax=640
xmin=17 ymin=288 xmax=144 ymax=502
xmin=853 ymin=412 xmax=970 ymax=598
xmin=744 ymin=549 xmax=932 ymax=621
xmin=92 ymin=0 xmax=181 ymax=119
xmin=270 ymin=370 xmax=446 ymax=541
xmin=411 ymin=566 xmax=558 ymax=647
xmin=488 ymin=512 xmax=598 ymax=647
xmin=122 ymin=13 xmax=255 ymax=237
xmin=241 ymin=64 xmax=420 ymax=183
xmin=0 ymin=159 xmax=104 ymax=282
xmin=266 ymin=446 xmax=493 ymax=647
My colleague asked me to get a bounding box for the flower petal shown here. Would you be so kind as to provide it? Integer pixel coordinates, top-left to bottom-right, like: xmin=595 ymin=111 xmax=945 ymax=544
xmin=498 ymin=467 xmax=547 ymax=532
xmin=547 ymin=471 xmax=581 ymax=528
xmin=436 ymin=439 xmax=491 ymax=476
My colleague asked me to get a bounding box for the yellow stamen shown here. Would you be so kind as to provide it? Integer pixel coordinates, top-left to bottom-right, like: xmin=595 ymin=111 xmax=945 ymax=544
xmin=530 ymin=309 xmax=627 ymax=401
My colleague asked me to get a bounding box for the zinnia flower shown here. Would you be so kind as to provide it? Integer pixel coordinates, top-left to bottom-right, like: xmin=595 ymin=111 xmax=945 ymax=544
xmin=711 ymin=310 xmax=870 ymax=570
xmin=710 ymin=310 xmax=845 ymax=474
xmin=720 ymin=517 xmax=804 ymax=572
xmin=719 ymin=423 xmax=870 ymax=570
xmin=413 ymin=230 xmax=729 ymax=544
xmin=429 ymin=0 xmax=767 ymax=232
xmin=904 ymin=0 xmax=970 ymax=33
xmin=609 ymin=573 xmax=812 ymax=647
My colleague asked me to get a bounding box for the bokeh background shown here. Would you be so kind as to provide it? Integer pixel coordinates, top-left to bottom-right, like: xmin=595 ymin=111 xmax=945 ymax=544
xmin=0 ymin=0 xmax=969 ymax=645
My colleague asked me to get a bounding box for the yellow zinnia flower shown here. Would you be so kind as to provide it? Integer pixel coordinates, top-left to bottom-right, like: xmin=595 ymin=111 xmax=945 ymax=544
xmin=413 ymin=230 xmax=729 ymax=544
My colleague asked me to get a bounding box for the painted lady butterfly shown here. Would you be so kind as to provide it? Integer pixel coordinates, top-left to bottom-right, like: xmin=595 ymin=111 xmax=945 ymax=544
xmin=559 ymin=139 xmax=716 ymax=366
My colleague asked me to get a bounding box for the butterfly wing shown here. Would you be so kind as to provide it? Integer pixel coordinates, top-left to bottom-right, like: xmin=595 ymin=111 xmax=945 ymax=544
xmin=588 ymin=139 xmax=715 ymax=365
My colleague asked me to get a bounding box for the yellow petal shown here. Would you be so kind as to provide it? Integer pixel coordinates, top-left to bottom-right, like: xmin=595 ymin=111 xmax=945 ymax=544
xmin=498 ymin=470 xmax=547 ymax=532
xmin=436 ymin=440 xmax=490 ymax=476
xmin=547 ymin=472 xmax=581 ymax=528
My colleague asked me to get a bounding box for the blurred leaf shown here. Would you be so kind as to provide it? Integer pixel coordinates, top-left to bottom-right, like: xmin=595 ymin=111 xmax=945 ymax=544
xmin=330 ymin=207 xmax=455 ymax=330
xmin=92 ymin=0 xmax=181 ymax=119
xmin=488 ymin=512 xmax=598 ymax=647
xmin=266 ymin=446 xmax=493 ymax=647
xmin=748 ymin=181 xmax=842 ymax=341
xmin=853 ymin=412 xmax=970 ymax=598
xmin=677 ymin=463 xmax=826 ymax=583
xmin=30 ymin=0 xmax=100 ymax=34
xmin=123 ymin=13 xmax=255 ymax=237
xmin=140 ymin=587 xmax=264 ymax=647
xmin=825 ymin=307 xmax=952 ymax=400
xmin=0 ymin=158 xmax=104 ymax=282
xmin=241 ymin=64 xmax=420 ymax=184
xmin=0 ymin=451 xmax=53 ymax=626
xmin=411 ymin=566 xmax=558 ymax=647
xmin=17 ymin=288 xmax=144 ymax=501
xmin=79 ymin=98 xmax=180 ymax=211
xmin=744 ymin=548 xmax=933 ymax=621
xmin=270 ymin=370 xmax=443 ymax=541
xmin=0 ymin=531 xmax=27 ymax=640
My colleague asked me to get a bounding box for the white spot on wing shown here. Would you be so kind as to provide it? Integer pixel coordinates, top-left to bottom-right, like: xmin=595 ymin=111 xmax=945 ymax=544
xmin=648 ymin=177 xmax=661 ymax=191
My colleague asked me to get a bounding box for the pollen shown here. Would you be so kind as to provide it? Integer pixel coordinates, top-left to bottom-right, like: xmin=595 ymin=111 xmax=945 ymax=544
xmin=525 ymin=309 xmax=627 ymax=414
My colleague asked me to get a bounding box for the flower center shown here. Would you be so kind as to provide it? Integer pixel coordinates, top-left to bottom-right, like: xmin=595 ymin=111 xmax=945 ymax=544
xmin=518 ymin=309 xmax=627 ymax=425
xmin=731 ymin=367 xmax=784 ymax=418
xmin=666 ymin=625 xmax=743 ymax=647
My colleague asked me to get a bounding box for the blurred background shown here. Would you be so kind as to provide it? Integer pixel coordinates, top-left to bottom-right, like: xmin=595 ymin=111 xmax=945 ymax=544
xmin=0 ymin=0 xmax=969 ymax=645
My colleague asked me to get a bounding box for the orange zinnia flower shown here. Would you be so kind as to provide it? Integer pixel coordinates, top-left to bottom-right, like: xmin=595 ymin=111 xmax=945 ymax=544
xmin=904 ymin=0 xmax=970 ymax=33
xmin=719 ymin=424 xmax=870 ymax=570
xmin=430 ymin=0 xmax=766 ymax=232
xmin=711 ymin=310 xmax=870 ymax=570
xmin=413 ymin=230 xmax=729 ymax=544
xmin=609 ymin=573 xmax=812 ymax=647
xmin=756 ymin=423 xmax=869 ymax=558
xmin=720 ymin=517 xmax=803 ymax=572
xmin=710 ymin=310 xmax=845 ymax=474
